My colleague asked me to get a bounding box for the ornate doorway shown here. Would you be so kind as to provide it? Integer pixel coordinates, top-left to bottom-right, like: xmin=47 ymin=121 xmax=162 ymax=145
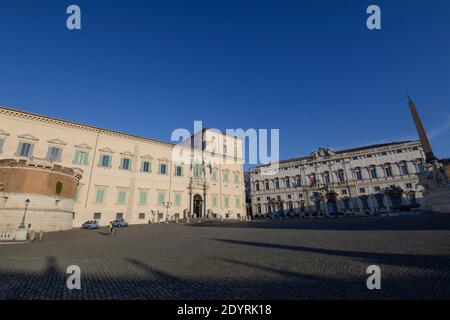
xmin=193 ymin=194 xmax=203 ymax=218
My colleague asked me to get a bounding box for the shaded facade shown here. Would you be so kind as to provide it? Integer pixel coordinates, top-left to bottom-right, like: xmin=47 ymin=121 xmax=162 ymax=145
xmin=249 ymin=141 xmax=426 ymax=216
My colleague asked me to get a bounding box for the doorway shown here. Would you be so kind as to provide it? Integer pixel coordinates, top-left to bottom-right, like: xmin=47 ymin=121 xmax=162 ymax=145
xmin=193 ymin=194 xmax=203 ymax=218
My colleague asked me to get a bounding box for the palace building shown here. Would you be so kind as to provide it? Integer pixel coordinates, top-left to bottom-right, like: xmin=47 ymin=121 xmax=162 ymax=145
xmin=0 ymin=106 xmax=245 ymax=230
xmin=248 ymin=141 xmax=427 ymax=216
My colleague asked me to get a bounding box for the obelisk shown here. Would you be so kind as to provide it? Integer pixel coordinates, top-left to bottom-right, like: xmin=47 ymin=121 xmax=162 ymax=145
xmin=408 ymin=97 xmax=435 ymax=163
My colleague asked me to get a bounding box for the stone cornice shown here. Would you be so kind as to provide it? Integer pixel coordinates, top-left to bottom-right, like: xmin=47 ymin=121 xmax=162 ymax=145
xmin=0 ymin=106 xmax=175 ymax=148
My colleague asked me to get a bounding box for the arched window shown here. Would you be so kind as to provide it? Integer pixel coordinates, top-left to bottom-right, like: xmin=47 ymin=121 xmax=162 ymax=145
xmin=354 ymin=167 xmax=363 ymax=180
xmin=323 ymin=171 xmax=331 ymax=184
xmin=285 ymin=177 xmax=291 ymax=188
xmin=384 ymin=163 xmax=393 ymax=177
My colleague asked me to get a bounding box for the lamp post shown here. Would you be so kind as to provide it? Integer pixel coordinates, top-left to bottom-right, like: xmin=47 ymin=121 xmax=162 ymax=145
xmin=162 ymin=201 xmax=172 ymax=223
xmin=19 ymin=199 xmax=31 ymax=229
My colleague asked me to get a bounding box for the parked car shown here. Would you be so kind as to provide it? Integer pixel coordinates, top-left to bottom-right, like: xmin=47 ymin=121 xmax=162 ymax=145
xmin=112 ymin=219 xmax=128 ymax=227
xmin=273 ymin=212 xmax=286 ymax=219
xmin=82 ymin=220 xmax=100 ymax=229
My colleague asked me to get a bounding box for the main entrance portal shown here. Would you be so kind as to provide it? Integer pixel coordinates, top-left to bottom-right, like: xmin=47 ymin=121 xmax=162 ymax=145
xmin=193 ymin=194 xmax=203 ymax=218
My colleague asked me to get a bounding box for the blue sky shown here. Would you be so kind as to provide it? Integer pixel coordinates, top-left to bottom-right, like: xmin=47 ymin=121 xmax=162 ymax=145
xmin=0 ymin=0 xmax=449 ymax=167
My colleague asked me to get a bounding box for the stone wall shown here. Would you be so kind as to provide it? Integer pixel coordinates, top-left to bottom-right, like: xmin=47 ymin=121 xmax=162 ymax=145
xmin=0 ymin=159 xmax=81 ymax=232
xmin=0 ymin=192 xmax=75 ymax=232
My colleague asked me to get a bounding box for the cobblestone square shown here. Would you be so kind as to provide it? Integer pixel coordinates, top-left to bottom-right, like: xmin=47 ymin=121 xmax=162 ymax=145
xmin=1 ymin=214 xmax=450 ymax=299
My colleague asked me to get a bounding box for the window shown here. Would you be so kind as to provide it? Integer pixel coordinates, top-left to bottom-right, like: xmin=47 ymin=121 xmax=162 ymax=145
xmin=157 ymin=191 xmax=165 ymax=205
xmin=99 ymin=154 xmax=112 ymax=168
xmin=298 ymin=193 xmax=303 ymax=198
xmin=141 ymin=160 xmax=151 ymax=173
xmin=212 ymin=170 xmax=218 ymax=182
xmin=211 ymin=195 xmax=218 ymax=207
xmin=336 ymin=170 xmax=345 ymax=182
xmin=74 ymin=150 xmax=89 ymax=165
xmin=193 ymin=163 xmax=203 ymax=177
xmin=359 ymin=187 xmax=366 ymax=193
xmin=417 ymin=162 xmax=425 ymax=174
xmin=93 ymin=212 xmax=102 ymax=220
xmin=17 ymin=142 xmax=34 ymax=157
xmin=224 ymin=196 xmax=230 ymax=208
xmin=255 ymin=182 xmax=260 ymax=191
xmin=275 ymin=179 xmax=280 ymax=189
xmin=401 ymin=163 xmax=409 ymax=175
xmin=120 ymin=157 xmax=131 ymax=170
xmin=95 ymin=189 xmax=105 ymax=203
xmin=139 ymin=213 xmax=146 ymax=220
xmin=159 ymin=163 xmax=168 ymax=175
xmin=118 ymin=190 xmax=127 ymax=204
xmin=287 ymin=194 xmax=292 ymax=199
xmin=235 ymin=196 xmax=241 ymax=208
xmin=265 ymin=181 xmax=270 ymax=190
xmin=406 ymin=183 xmax=413 ymax=189
xmin=139 ymin=191 xmax=148 ymax=205
xmin=174 ymin=193 xmax=182 ymax=206
xmin=370 ymin=167 xmax=378 ymax=178
xmin=0 ymin=138 xmax=4 ymax=153
xmin=374 ymin=186 xmax=381 ymax=192
xmin=324 ymin=174 xmax=330 ymax=184
xmin=223 ymin=171 xmax=229 ymax=183
xmin=355 ymin=169 xmax=363 ymax=180
xmin=384 ymin=166 xmax=393 ymax=177
xmin=285 ymin=179 xmax=291 ymax=188
xmin=47 ymin=146 xmax=63 ymax=162
xmin=342 ymin=189 xmax=348 ymax=195
xmin=296 ymin=177 xmax=302 ymax=187
xmin=175 ymin=165 xmax=183 ymax=177
xmin=234 ymin=173 xmax=240 ymax=184
xmin=75 ymin=186 xmax=81 ymax=202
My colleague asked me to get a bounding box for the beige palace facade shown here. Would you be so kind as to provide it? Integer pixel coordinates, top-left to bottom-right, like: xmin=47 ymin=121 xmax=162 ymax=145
xmin=0 ymin=106 xmax=246 ymax=228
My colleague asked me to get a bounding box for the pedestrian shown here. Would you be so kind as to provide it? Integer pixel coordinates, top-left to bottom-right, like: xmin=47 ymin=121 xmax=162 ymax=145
xmin=108 ymin=221 xmax=115 ymax=236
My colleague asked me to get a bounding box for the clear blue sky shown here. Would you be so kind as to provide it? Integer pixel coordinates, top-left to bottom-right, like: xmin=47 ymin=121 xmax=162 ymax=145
xmin=0 ymin=0 xmax=449 ymax=167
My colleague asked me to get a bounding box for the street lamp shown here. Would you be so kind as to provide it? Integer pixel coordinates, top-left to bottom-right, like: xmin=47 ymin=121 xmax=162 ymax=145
xmin=19 ymin=198 xmax=31 ymax=229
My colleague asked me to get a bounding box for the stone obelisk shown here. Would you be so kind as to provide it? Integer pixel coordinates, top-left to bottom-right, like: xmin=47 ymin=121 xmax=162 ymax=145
xmin=408 ymin=97 xmax=435 ymax=163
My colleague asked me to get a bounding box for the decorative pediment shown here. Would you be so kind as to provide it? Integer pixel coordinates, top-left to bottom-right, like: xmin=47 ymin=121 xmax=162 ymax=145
xmin=75 ymin=143 xmax=92 ymax=150
xmin=158 ymin=157 xmax=169 ymax=162
xmin=120 ymin=150 xmax=135 ymax=157
xmin=99 ymin=147 xmax=114 ymax=153
xmin=18 ymin=133 xmax=39 ymax=141
xmin=0 ymin=129 xmax=10 ymax=136
xmin=47 ymin=138 xmax=67 ymax=146
xmin=140 ymin=154 xmax=153 ymax=160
